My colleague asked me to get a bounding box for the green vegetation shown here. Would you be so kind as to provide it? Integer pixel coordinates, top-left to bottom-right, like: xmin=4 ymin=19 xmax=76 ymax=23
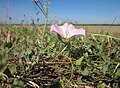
xmin=0 ymin=0 xmax=120 ymax=87
xmin=0 ymin=24 xmax=120 ymax=88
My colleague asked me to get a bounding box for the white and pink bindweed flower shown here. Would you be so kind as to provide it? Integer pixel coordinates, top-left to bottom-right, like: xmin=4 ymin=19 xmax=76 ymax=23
xmin=50 ymin=23 xmax=85 ymax=39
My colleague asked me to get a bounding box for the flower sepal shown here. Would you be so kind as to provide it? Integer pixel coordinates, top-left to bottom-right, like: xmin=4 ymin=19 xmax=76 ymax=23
xmin=57 ymin=34 xmax=69 ymax=45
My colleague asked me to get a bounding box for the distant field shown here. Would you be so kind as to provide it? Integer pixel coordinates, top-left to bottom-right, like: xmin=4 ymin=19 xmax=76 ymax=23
xmin=74 ymin=26 xmax=120 ymax=36
xmin=0 ymin=24 xmax=120 ymax=36
xmin=36 ymin=25 xmax=120 ymax=34
xmin=40 ymin=25 xmax=120 ymax=34
xmin=76 ymin=26 xmax=120 ymax=34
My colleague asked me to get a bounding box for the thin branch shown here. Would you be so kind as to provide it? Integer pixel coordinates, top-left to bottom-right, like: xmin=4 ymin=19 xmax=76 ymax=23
xmin=107 ymin=16 xmax=117 ymax=34
xmin=34 ymin=2 xmax=47 ymax=18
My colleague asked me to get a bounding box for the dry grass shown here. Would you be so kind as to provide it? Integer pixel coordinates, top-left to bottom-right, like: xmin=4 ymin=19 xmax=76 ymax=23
xmin=76 ymin=26 xmax=120 ymax=36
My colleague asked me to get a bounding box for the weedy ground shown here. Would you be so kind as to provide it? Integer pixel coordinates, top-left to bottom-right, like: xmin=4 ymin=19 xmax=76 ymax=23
xmin=0 ymin=24 xmax=120 ymax=88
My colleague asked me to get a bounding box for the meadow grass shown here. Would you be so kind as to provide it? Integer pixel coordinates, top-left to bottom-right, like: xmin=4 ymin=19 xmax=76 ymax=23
xmin=0 ymin=24 xmax=120 ymax=88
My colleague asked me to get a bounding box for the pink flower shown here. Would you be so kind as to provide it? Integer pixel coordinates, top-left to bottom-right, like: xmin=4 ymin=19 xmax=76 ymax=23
xmin=50 ymin=23 xmax=85 ymax=39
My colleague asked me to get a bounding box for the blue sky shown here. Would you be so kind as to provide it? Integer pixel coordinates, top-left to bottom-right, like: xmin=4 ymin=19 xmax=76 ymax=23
xmin=0 ymin=0 xmax=120 ymax=24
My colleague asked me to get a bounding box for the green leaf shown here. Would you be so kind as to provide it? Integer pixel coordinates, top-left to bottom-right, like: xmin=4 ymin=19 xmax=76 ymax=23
xmin=0 ymin=66 xmax=7 ymax=73
xmin=3 ymin=68 xmax=12 ymax=77
xmin=81 ymin=68 xmax=89 ymax=76
xmin=0 ymin=51 xmax=8 ymax=72
xmin=102 ymin=63 xmax=110 ymax=74
xmin=9 ymin=64 xmax=16 ymax=74
xmin=88 ymin=48 xmax=92 ymax=53
xmin=115 ymin=68 xmax=120 ymax=77
xmin=97 ymin=82 xmax=106 ymax=88
xmin=1 ymin=51 xmax=8 ymax=66
xmin=25 ymin=49 xmax=31 ymax=55
xmin=84 ymin=52 xmax=88 ymax=57
xmin=4 ymin=42 xmax=13 ymax=48
xmin=76 ymin=81 xmax=89 ymax=85
xmin=19 ymin=58 xmax=24 ymax=72
xmin=13 ymin=78 xmax=24 ymax=88
xmin=75 ymin=56 xmax=84 ymax=65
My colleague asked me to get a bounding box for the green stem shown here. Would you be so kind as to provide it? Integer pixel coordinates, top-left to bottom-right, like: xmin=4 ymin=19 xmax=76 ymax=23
xmin=42 ymin=17 xmax=48 ymax=40
xmin=55 ymin=45 xmax=68 ymax=59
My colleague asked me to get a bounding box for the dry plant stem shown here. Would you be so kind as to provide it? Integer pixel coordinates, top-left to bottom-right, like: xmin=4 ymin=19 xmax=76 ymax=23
xmin=90 ymin=33 xmax=100 ymax=48
xmin=113 ymin=63 xmax=120 ymax=73
xmin=35 ymin=2 xmax=46 ymax=18
xmin=7 ymin=38 xmax=17 ymax=53
xmin=44 ymin=53 xmax=72 ymax=64
xmin=47 ymin=55 xmax=74 ymax=88
xmin=44 ymin=61 xmax=71 ymax=64
xmin=92 ymin=34 xmax=120 ymax=40
xmin=44 ymin=46 xmax=70 ymax=65
xmin=28 ymin=81 xmax=39 ymax=88
xmin=90 ymin=33 xmax=97 ymax=42
xmin=107 ymin=16 xmax=117 ymax=34
xmin=38 ymin=0 xmax=44 ymax=11
xmin=64 ymin=56 xmax=74 ymax=88
xmin=0 ymin=72 xmax=8 ymax=81
xmin=55 ymin=45 xmax=68 ymax=59
xmin=6 ymin=31 xmax=11 ymax=43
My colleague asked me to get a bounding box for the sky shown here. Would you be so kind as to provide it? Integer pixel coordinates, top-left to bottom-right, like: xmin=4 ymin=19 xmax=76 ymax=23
xmin=0 ymin=0 xmax=120 ymax=24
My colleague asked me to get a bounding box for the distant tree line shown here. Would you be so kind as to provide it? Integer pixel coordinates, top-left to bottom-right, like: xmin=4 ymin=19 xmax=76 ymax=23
xmin=0 ymin=23 xmax=120 ymax=26
xmin=73 ymin=24 xmax=120 ymax=26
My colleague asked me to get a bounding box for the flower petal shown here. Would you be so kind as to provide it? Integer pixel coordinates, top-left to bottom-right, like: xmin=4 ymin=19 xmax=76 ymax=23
xmin=50 ymin=24 xmax=66 ymax=38
xmin=59 ymin=23 xmax=69 ymax=38
xmin=68 ymin=24 xmax=75 ymax=31
xmin=67 ymin=28 xmax=85 ymax=39
xmin=50 ymin=23 xmax=86 ymax=39
xmin=61 ymin=23 xmax=69 ymax=29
